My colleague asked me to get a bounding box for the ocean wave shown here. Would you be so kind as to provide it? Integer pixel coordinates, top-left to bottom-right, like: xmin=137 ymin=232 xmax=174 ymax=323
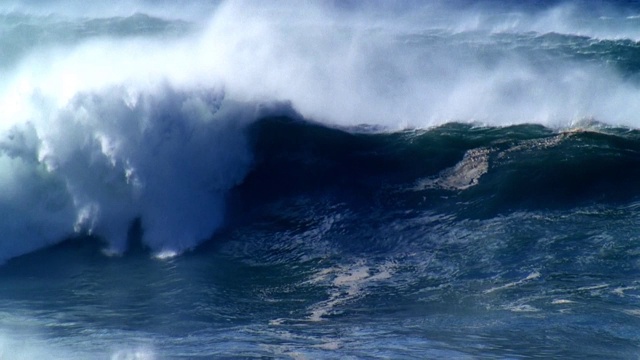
xmin=5 ymin=108 xmax=640 ymax=263
xmin=0 ymin=86 xmax=260 ymax=262
xmin=3 ymin=0 xmax=640 ymax=262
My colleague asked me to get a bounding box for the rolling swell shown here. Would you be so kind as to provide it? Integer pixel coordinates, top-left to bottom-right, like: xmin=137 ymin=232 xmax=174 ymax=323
xmin=233 ymin=117 xmax=640 ymax=223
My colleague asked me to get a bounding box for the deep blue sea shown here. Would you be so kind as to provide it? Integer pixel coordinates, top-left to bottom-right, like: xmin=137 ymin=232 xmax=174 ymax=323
xmin=1 ymin=1 xmax=640 ymax=358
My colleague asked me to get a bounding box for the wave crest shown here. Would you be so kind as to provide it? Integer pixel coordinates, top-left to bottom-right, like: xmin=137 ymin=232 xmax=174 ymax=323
xmin=0 ymin=86 xmax=258 ymax=261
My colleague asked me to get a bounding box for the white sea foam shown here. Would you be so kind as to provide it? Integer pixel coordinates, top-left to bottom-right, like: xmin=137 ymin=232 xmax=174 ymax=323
xmin=484 ymin=271 xmax=541 ymax=294
xmin=307 ymin=261 xmax=395 ymax=321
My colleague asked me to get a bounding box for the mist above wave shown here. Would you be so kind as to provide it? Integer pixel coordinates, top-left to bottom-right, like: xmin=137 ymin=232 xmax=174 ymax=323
xmin=3 ymin=1 xmax=640 ymax=128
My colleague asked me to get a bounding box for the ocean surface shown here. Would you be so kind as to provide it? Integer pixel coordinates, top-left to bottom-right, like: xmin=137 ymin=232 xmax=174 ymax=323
xmin=1 ymin=0 xmax=640 ymax=358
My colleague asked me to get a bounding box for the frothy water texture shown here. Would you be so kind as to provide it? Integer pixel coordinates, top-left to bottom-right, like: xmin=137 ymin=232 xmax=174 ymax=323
xmin=2 ymin=0 xmax=640 ymax=358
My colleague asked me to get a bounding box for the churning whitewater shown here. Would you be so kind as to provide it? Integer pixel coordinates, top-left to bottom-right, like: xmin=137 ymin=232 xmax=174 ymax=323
xmin=1 ymin=0 xmax=640 ymax=358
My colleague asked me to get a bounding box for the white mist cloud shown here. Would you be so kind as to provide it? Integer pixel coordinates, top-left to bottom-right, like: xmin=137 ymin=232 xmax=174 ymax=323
xmin=189 ymin=0 xmax=640 ymax=128
xmin=5 ymin=0 xmax=640 ymax=129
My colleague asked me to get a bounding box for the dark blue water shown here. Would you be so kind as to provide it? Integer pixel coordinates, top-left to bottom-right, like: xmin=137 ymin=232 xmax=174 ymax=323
xmin=1 ymin=1 xmax=640 ymax=358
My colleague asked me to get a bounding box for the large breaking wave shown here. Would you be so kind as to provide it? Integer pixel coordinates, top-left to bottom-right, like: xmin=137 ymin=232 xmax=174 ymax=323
xmin=3 ymin=0 xmax=640 ymax=262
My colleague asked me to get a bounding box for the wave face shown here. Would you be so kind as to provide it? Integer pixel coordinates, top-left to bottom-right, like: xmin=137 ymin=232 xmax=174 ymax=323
xmin=2 ymin=0 xmax=640 ymax=358
xmin=239 ymin=118 xmax=640 ymax=213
